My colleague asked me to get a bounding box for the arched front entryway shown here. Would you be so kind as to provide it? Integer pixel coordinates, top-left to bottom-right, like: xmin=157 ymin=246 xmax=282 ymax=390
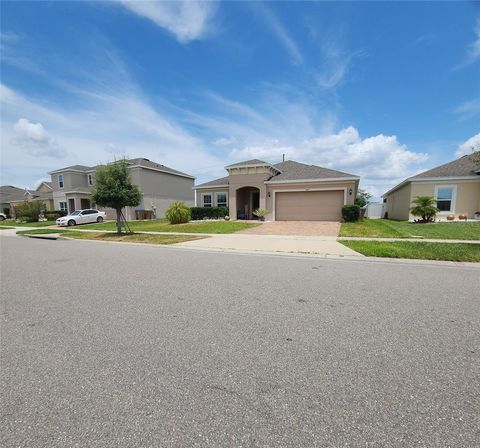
xmin=236 ymin=186 xmax=260 ymax=220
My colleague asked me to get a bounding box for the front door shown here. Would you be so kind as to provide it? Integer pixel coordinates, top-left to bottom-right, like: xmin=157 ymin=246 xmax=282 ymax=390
xmin=68 ymin=198 xmax=75 ymax=213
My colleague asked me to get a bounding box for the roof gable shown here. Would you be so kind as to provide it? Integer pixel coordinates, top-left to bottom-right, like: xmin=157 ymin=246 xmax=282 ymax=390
xmin=409 ymin=152 xmax=480 ymax=180
xmin=269 ymin=160 xmax=358 ymax=182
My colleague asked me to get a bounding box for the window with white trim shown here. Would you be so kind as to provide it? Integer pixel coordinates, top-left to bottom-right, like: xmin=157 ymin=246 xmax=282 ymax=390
xmin=59 ymin=201 xmax=68 ymax=212
xmin=435 ymin=186 xmax=455 ymax=212
xmin=58 ymin=174 xmax=64 ymax=189
xmin=202 ymin=194 xmax=212 ymax=207
xmin=87 ymin=174 xmax=93 ymax=185
xmin=216 ymin=192 xmax=227 ymax=207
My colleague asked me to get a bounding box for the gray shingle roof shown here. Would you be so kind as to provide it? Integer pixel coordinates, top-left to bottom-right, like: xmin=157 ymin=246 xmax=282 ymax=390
xmin=225 ymin=159 xmax=271 ymax=168
xmin=195 ymin=176 xmax=230 ymax=188
xmin=269 ymin=160 xmax=358 ymax=181
xmin=0 ymin=185 xmax=27 ymax=203
xmin=409 ymin=152 xmax=480 ymax=179
xmin=127 ymin=158 xmax=194 ymax=179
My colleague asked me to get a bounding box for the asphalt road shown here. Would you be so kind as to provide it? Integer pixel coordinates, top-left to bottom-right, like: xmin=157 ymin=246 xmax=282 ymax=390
xmin=1 ymin=236 xmax=479 ymax=447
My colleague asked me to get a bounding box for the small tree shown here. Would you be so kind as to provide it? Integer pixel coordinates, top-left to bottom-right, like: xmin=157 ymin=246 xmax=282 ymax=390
xmin=15 ymin=200 xmax=46 ymax=222
xmin=355 ymin=189 xmax=372 ymax=208
xmin=410 ymin=196 xmax=438 ymax=223
xmin=166 ymin=202 xmax=191 ymax=224
xmin=91 ymin=159 xmax=142 ymax=234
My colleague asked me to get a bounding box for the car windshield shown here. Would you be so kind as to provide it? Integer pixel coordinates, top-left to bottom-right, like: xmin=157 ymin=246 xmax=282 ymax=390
xmin=70 ymin=211 xmax=81 ymax=216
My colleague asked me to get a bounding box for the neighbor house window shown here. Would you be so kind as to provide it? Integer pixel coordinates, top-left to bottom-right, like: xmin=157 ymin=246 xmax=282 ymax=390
xmin=216 ymin=192 xmax=227 ymax=207
xmin=58 ymin=174 xmax=64 ymax=188
xmin=435 ymin=186 xmax=455 ymax=212
xmin=59 ymin=201 xmax=68 ymax=212
xmin=87 ymin=174 xmax=93 ymax=185
xmin=202 ymin=194 xmax=212 ymax=207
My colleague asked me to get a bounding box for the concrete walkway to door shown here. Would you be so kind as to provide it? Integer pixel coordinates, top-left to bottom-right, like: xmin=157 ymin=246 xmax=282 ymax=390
xmin=238 ymin=221 xmax=341 ymax=237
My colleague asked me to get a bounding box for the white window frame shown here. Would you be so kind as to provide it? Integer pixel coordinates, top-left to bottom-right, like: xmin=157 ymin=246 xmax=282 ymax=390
xmin=434 ymin=185 xmax=456 ymax=214
xmin=202 ymin=193 xmax=213 ymax=207
xmin=58 ymin=174 xmax=64 ymax=189
xmin=59 ymin=201 xmax=68 ymax=212
xmin=87 ymin=174 xmax=93 ymax=186
xmin=215 ymin=192 xmax=228 ymax=207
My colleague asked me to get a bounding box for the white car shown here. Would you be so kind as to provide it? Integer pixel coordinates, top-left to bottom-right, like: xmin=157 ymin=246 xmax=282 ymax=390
xmin=0 ymin=212 xmax=6 ymax=221
xmin=56 ymin=209 xmax=106 ymax=227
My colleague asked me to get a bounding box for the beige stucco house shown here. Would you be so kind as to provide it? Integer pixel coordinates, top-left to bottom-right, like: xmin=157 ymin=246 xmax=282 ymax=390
xmin=49 ymin=158 xmax=194 ymax=219
xmin=194 ymin=159 xmax=359 ymax=221
xmin=383 ymin=152 xmax=480 ymax=221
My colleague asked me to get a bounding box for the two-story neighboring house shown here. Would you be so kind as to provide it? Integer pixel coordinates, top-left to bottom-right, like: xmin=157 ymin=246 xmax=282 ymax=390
xmin=49 ymin=158 xmax=195 ymax=219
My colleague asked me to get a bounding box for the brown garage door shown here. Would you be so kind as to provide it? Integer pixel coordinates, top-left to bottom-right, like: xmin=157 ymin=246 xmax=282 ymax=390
xmin=275 ymin=190 xmax=344 ymax=221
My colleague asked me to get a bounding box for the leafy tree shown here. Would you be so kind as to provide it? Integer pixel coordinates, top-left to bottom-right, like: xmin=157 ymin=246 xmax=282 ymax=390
xmin=410 ymin=196 xmax=438 ymax=223
xmin=166 ymin=202 xmax=191 ymax=224
xmin=355 ymin=189 xmax=372 ymax=207
xmin=91 ymin=159 xmax=142 ymax=234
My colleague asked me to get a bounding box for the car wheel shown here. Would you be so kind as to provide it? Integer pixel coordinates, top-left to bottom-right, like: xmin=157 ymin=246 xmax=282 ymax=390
xmin=68 ymin=220 xmax=76 ymax=226
xmin=97 ymin=216 xmax=104 ymax=223
xmin=0 ymin=216 xmax=5 ymax=221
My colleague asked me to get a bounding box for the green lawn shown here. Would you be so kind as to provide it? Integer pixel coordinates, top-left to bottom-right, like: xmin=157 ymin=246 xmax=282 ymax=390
xmin=341 ymin=240 xmax=480 ymax=262
xmin=0 ymin=226 xmax=15 ymax=230
xmin=340 ymin=219 xmax=480 ymax=240
xmin=16 ymin=228 xmax=205 ymax=244
xmin=0 ymin=220 xmax=56 ymax=227
xmin=80 ymin=219 xmax=260 ymax=234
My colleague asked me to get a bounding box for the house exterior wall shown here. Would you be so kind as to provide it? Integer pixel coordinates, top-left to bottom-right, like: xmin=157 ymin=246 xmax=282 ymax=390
xmin=265 ymin=180 xmax=357 ymax=221
xmin=386 ymin=179 xmax=480 ymax=221
xmin=385 ymin=183 xmax=412 ymax=220
xmin=195 ymin=187 xmax=229 ymax=207
xmin=411 ymin=180 xmax=480 ymax=220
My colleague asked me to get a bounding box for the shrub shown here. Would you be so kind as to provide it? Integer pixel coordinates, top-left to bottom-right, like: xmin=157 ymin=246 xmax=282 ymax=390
xmin=166 ymin=202 xmax=191 ymax=224
xmin=15 ymin=201 xmax=46 ymax=222
xmin=45 ymin=210 xmax=67 ymax=220
xmin=342 ymin=204 xmax=361 ymax=222
xmin=3 ymin=208 xmax=10 ymax=218
xmin=410 ymin=196 xmax=438 ymax=223
xmin=190 ymin=206 xmax=228 ymax=220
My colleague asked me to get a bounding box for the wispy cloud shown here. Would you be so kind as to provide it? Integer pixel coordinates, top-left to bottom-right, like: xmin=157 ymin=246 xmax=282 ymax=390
xmin=454 ymin=98 xmax=480 ymax=121
xmin=252 ymin=3 xmax=303 ymax=65
xmin=455 ymin=16 xmax=480 ymax=69
xmin=315 ymin=42 xmax=365 ymax=90
xmin=119 ymin=0 xmax=217 ymax=43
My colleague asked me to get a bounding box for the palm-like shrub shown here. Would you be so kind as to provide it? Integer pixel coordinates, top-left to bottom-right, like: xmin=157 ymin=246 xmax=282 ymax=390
xmin=166 ymin=202 xmax=191 ymax=224
xmin=410 ymin=196 xmax=438 ymax=223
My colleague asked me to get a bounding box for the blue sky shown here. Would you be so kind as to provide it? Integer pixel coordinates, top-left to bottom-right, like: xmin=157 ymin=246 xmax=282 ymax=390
xmin=1 ymin=1 xmax=479 ymax=197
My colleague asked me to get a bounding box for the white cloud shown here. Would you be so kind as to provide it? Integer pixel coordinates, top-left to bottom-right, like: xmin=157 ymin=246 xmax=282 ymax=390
xmin=0 ymin=83 xmax=225 ymax=187
xmin=11 ymin=118 xmax=67 ymax=158
xmin=119 ymin=0 xmax=217 ymax=43
xmin=252 ymin=3 xmax=303 ymax=65
xmin=213 ymin=136 xmax=236 ymax=146
xmin=455 ymin=133 xmax=480 ymax=157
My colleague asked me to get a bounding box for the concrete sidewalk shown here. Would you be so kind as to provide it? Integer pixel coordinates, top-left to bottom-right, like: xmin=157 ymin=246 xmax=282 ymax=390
xmin=175 ymin=233 xmax=362 ymax=256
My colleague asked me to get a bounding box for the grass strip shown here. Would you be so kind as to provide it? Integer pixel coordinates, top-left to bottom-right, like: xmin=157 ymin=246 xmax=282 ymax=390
xmin=341 ymin=240 xmax=480 ymax=262
xmin=340 ymin=219 xmax=480 ymax=240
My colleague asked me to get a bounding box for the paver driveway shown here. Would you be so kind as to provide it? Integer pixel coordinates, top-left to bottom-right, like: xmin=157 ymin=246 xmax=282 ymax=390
xmin=239 ymin=220 xmax=341 ymax=236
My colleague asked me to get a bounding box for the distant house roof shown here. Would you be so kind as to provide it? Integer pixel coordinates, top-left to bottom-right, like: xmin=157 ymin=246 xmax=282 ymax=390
xmin=0 ymin=185 xmax=27 ymax=204
xmin=37 ymin=181 xmax=53 ymax=190
xmin=194 ymin=159 xmax=358 ymax=189
xmin=49 ymin=158 xmax=194 ymax=179
xmin=384 ymin=152 xmax=480 ymax=196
